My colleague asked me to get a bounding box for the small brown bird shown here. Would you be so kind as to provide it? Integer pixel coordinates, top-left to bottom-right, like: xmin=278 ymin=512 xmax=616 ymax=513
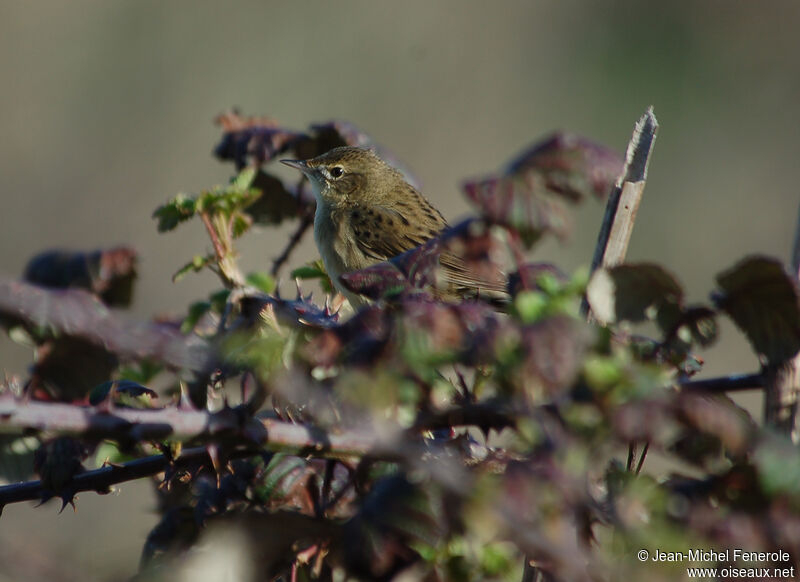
xmin=281 ymin=146 xmax=505 ymax=307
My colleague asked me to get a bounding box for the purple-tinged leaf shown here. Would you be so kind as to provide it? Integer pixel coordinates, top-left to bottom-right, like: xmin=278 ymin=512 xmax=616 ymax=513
xmin=399 ymin=296 xmax=503 ymax=365
xmin=340 ymin=219 xmax=507 ymax=304
xmin=339 ymin=242 xmax=438 ymax=301
xmin=504 ymin=132 xmax=623 ymax=201
xmin=214 ymin=110 xmax=305 ymax=169
xmin=24 ymin=247 xmax=138 ymax=308
xmin=0 ymin=278 xmax=211 ymax=373
xmin=674 ymin=392 xmax=755 ymax=458
xmin=463 ymin=176 xmax=572 ymax=246
xmin=303 ymin=305 xmax=393 ymax=367
xmin=587 ymin=263 xmax=684 ymax=327
xmin=713 ymin=256 xmax=800 ymax=364
xmin=516 ymin=316 xmax=594 ymax=398
xmin=246 ymin=170 xmax=304 ymax=224
xmin=464 ymin=133 xmax=622 ymax=247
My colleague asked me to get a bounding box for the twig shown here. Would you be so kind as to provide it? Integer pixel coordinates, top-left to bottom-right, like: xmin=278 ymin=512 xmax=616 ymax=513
xmin=411 ymin=402 xmax=518 ymax=433
xmin=200 ymin=211 xmax=246 ymax=288
xmin=581 ymin=107 xmax=659 ymax=318
xmin=679 ymin=372 xmax=764 ymax=393
xmin=0 ymin=445 xmax=257 ymax=507
xmin=272 ymin=211 xmax=314 ymax=277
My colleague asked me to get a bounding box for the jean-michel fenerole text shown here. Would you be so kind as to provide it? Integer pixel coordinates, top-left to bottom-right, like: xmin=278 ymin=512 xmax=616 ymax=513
xmin=650 ymin=548 xmax=790 ymax=564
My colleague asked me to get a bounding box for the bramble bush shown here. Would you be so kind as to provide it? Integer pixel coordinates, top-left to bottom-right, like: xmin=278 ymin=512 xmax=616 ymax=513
xmin=1 ymin=110 xmax=798 ymax=581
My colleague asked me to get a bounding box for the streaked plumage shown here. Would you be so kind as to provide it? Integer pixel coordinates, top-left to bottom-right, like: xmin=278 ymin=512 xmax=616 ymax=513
xmin=281 ymin=147 xmax=505 ymax=307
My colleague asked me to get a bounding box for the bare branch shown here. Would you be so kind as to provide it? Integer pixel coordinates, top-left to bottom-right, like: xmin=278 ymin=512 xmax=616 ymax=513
xmin=679 ymin=372 xmax=765 ymax=393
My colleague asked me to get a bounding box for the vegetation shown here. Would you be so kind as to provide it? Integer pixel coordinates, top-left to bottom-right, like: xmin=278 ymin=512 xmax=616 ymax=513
xmin=1 ymin=109 xmax=798 ymax=581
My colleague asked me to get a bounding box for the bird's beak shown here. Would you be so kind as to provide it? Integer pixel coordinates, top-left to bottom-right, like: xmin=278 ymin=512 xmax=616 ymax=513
xmin=280 ymin=159 xmax=311 ymax=174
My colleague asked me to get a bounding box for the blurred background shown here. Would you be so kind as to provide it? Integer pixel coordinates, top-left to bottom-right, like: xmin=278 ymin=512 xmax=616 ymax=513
xmin=1 ymin=1 xmax=799 ymax=579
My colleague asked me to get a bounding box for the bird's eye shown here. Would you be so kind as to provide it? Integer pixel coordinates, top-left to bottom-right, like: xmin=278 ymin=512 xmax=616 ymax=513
xmin=330 ymin=166 xmax=344 ymax=178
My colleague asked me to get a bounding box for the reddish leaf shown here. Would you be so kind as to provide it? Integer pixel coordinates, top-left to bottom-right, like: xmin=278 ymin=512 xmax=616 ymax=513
xmin=340 ymin=219 xmax=507 ymax=304
xmin=463 ymin=176 xmax=572 ymax=246
xmin=246 ymin=170 xmax=304 ymax=224
xmin=504 ymin=132 xmax=622 ymax=201
xmin=587 ymin=263 xmax=684 ymax=327
xmin=213 ymin=110 xmax=304 ymax=169
xmin=0 ymin=279 xmax=211 ymax=373
xmin=713 ymin=256 xmax=800 ymax=364
xmin=24 ymin=247 xmax=138 ymax=307
xmin=463 ymin=133 xmax=622 ymax=246
xmin=517 ymin=316 xmax=594 ymax=398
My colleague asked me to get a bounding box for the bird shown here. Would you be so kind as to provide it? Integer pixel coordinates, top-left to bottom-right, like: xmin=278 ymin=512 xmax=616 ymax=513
xmin=281 ymin=146 xmax=506 ymax=307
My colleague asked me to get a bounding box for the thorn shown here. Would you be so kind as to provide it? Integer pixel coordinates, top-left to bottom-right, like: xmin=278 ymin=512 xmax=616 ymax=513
xmin=178 ymin=382 xmax=196 ymax=410
xmin=295 ymin=279 xmax=302 ymax=299
xmin=206 ymin=443 xmax=223 ymax=488
xmin=59 ymin=494 xmax=77 ymax=513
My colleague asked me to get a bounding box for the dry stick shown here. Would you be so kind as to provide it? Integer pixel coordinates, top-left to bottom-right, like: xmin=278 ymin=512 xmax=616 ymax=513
xmin=581 ymin=107 xmax=659 ymax=317
xmin=582 ymin=108 xmax=659 ymax=474
xmin=764 ymin=203 xmax=800 ymax=440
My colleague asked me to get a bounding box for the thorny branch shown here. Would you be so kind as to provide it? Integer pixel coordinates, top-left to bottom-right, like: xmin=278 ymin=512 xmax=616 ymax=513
xmin=0 ymin=445 xmax=258 ymax=508
xmin=0 ymin=394 xmax=376 ymax=460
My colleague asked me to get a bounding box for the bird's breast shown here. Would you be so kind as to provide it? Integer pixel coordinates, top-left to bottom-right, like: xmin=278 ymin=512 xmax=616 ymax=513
xmin=314 ymin=202 xmax=371 ymax=289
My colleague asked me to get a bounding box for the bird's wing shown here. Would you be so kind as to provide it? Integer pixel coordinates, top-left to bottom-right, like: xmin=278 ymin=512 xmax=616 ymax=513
xmin=350 ymin=205 xmax=443 ymax=262
xmin=439 ymin=250 xmax=509 ymax=297
xmin=351 ymin=205 xmax=508 ymax=300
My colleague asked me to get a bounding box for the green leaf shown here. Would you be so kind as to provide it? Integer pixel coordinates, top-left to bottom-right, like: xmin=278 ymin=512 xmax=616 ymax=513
xmin=292 ymin=259 xmax=334 ymax=293
xmin=246 ymin=271 xmax=276 ymax=294
xmin=172 ymin=254 xmax=214 ymax=283
xmin=92 ymin=441 xmax=136 ymax=468
xmin=291 ymin=264 xmax=327 ymax=280
xmin=513 ymin=291 xmax=549 ymax=323
xmin=0 ymin=435 xmax=39 ymax=483
xmin=754 ymin=434 xmax=800 ymax=496
xmin=182 ymin=300 xmax=212 ymax=333
xmin=231 ymin=212 xmax=253 ymax=238
xmin=88 ymin=379 xmax=157 ymax=406
xmin=231 ymin=167 xmax=258 ymax=191
xmin=153 ymin=194 xmax=197 ymax=232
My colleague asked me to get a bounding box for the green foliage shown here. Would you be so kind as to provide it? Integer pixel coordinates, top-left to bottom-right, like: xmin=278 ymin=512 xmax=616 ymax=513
xmin=292 ymin=259 xmax=334 ymax=293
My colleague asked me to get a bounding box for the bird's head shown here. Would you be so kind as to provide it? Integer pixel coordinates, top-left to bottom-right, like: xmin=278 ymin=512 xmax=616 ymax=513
xmin=281 ymin=146 xmax=400 ymax=206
